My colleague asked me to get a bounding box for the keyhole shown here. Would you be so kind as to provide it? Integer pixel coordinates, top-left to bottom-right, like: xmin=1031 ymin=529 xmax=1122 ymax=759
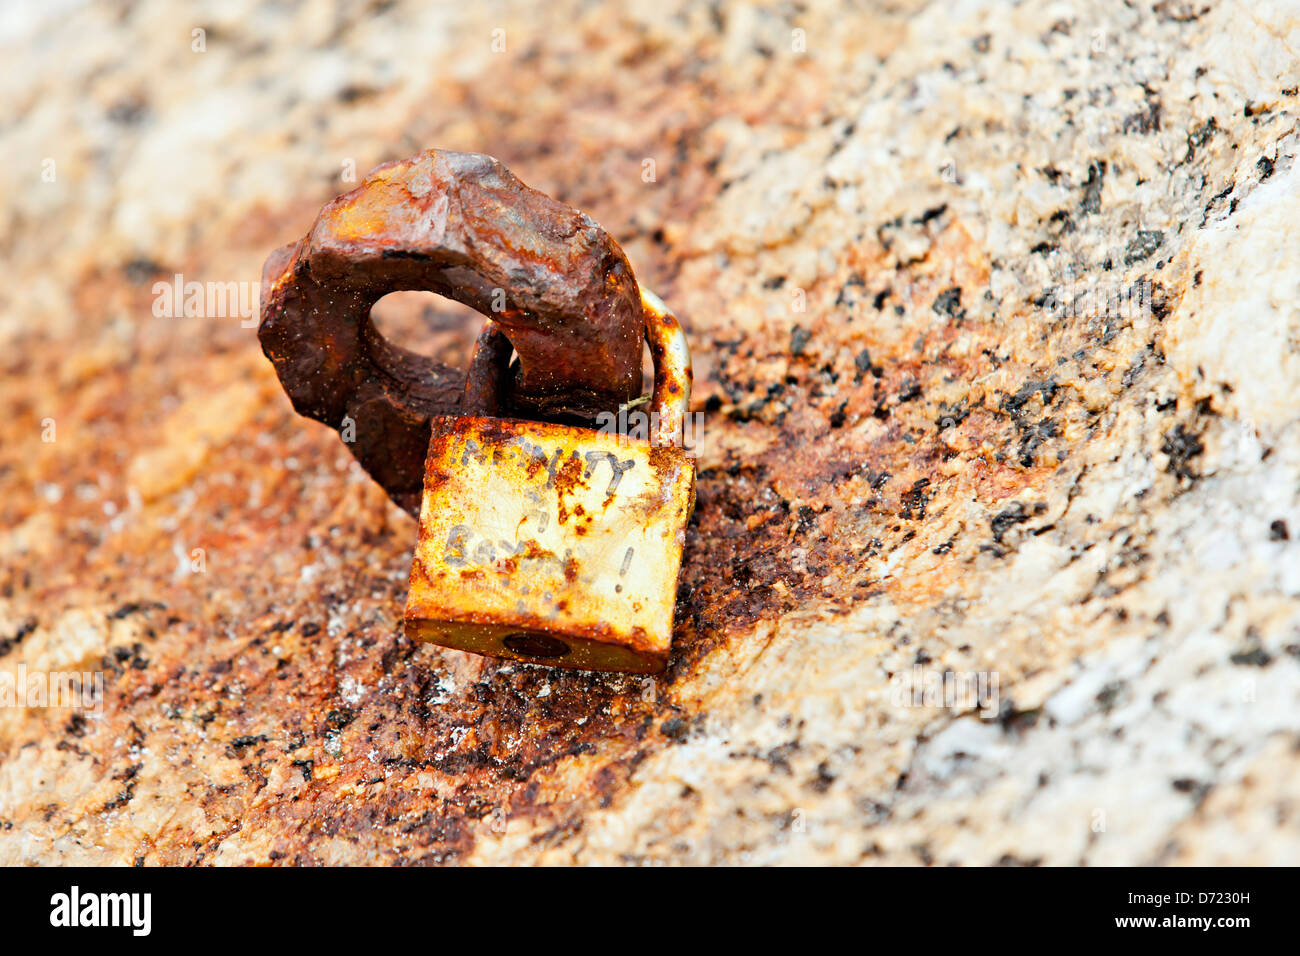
xmin=502 ymin=632 xmax=570 ymax=659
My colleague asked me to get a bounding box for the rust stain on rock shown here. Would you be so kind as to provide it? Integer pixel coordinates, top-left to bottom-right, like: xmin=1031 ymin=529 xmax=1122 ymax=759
xmin=3 ymin=0 xmax=1294 ymax=866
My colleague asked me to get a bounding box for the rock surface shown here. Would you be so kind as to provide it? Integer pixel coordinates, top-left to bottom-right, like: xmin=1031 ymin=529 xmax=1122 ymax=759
xmin=1 ymin=0 xmax=1298 ymax=865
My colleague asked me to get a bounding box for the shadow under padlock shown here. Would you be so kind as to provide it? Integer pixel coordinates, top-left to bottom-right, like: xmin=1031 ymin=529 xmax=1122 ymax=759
xmin=405 ymin=287 xmax=696 ymax=673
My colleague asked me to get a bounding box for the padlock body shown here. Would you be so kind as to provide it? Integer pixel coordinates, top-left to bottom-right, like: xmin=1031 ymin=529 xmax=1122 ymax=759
xmin=404 ymin=415 xmax=695 ymax=672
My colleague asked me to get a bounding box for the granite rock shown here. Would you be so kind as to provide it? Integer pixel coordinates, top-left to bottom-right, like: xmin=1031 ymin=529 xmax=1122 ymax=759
xmin=1 ymin=0 xmax=1298 ymax=865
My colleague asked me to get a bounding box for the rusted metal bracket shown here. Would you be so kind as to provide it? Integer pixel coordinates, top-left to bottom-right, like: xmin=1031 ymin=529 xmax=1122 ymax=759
xmin=258 ymin=149 xmax=644 ymax=515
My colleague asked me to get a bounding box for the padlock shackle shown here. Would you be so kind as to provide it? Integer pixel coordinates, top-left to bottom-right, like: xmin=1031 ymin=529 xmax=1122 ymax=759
xmin=464 ymin=285 xmax=692 ymax=444
xmin=640 ymin=287 xmax=692 ymax=448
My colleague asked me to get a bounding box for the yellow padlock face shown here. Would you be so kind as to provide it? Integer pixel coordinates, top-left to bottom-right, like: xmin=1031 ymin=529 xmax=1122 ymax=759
xmin=404 ymin=415 xmax=696 ymax=673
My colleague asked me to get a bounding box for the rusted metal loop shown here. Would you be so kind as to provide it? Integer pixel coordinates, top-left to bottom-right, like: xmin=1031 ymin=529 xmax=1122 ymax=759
xmin=258 ymin=149 xmax=645 ymax=516
xmin=464 ymin=284 xmax=692 ymax=446
xmin=463 ymin=321 xmax=514 ymax=418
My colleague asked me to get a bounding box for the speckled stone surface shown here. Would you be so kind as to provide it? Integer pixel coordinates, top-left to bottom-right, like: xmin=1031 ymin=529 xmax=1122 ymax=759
xmin=1 ymin=0 xmax=1298 ymax=865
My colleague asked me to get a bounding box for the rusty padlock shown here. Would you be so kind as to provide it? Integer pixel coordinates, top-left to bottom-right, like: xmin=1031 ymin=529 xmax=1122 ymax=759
xmin=405 ymin=289 xmax=695 ymax=673
xmin=259 ymin=149 xmax=694 ymax=673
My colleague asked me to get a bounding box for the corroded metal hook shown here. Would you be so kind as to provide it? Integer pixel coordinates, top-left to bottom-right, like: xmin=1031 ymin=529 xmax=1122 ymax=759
xmin=258 ymin=149 xmax=644 ymax=515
